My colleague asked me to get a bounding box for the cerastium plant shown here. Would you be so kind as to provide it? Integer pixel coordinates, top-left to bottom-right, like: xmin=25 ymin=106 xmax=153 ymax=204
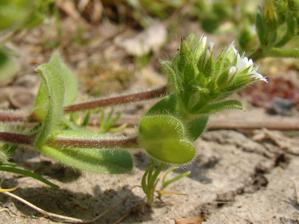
xmin=0 ymin=34 xmax=266 ymax=205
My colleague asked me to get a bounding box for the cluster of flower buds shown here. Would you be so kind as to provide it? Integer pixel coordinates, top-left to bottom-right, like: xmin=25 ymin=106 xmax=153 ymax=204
xmin=163 ymin=34 xmax=266 ymax=116
xmin=256 ymin=0 xmax=299 ymax=48
xmin=139 ymin=35 xmax=267 ymax=165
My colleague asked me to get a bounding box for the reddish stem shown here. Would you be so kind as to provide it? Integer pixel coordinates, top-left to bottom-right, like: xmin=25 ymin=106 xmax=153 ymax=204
xmin=0 ymin=86 xmax=168 ymax=122
xmin=51 ymin=136 xmax=138 ymax=148
xmin=0 ymin=132 xmax=33 ymax=145
xmin=0 ymin=131 xmax=138 ymax=148
xmin=0 ymin=111 xmax=28 ymax=122
xmin=64 ymin=86 xmax=167 ymax=113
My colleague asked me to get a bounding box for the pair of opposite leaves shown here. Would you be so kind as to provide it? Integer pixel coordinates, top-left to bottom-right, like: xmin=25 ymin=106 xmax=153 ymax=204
xmin=138 ymin=94 xmax=209 ymax=165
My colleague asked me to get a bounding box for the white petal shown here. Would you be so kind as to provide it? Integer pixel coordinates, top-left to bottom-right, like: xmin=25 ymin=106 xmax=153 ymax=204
xmin=208 ymin=41 xmax=215 ymax=50
xmin=248 ymin=58 xmax=253 ymax=66
xmin=201 ymin=36 xmax=207 ymax=48
xmin=236 ymin=55 xmax=247 ymax=69
xmin=230 ymin=43 xmax=238 ymax=55
xmin=229 ymin=66 xmax=237 ymax=75
xmin=251 ymin=71 xmax=267 ymax=82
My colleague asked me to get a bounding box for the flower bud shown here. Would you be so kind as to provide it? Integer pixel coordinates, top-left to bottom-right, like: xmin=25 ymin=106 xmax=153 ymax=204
xmin=288 ymin=0 xmax=299 ymax=17
xmin=162 ymin=34 xmax=267 ymax=114
xmin=263 ymin=0 xmax=279 ymax=28
xmin=197 ymin=47 xmax=214 ymax=77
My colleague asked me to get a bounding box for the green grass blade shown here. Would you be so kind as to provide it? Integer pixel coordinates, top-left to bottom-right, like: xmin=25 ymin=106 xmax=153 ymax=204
xmin=0 ymin=163 xmax=58 ymax=188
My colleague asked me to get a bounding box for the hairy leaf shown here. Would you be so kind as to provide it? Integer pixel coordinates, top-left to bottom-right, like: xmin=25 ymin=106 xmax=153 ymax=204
xmin=33 ymin=52 xmax=78 ymax=121
xmin=147 ymin=94 xmax=177 ymax=115
xmin=138 ymin=115 xmax=196 ymax=164
xmin=40 ymin=146 xmax=133 ymax=174
xmin=34 ymin=53 xmax=65 ymax=147
xmin=186 ymin=116 xmax=209 ymax=140
xmin=196 ymin=100 xmax=243 ymax=114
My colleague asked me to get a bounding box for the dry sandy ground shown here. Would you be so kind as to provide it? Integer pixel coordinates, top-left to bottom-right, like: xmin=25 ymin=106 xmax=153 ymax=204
xmin=0 ymin=116 xmax=299 ymax=224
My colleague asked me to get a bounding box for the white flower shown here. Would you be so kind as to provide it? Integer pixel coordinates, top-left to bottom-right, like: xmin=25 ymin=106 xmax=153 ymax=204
xmin=201 ymin=36 xmax=207 ymax=48
xmin=251 ymin=70 xmax=267 ymax=82
xmin=228 ymin=45 xmax=267 ymax=83
xmin=228 ymin=66 xmax=237 ymax=74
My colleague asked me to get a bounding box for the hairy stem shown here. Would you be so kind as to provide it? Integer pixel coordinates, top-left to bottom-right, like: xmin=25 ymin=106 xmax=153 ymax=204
xmin=0 ymin=132 xmax=33 ymax=145
xmin=0 ymin=110 xmax=28 ymax=122
xmin=0 ymin=131 xmax=138 ymax=148
xmin=64 ymin=86 xmax=167 ymax=113
xmin=0 ymin=86 xmax=168 ymax=122
xmin=50 ymin=136 xmax=138 ymax=148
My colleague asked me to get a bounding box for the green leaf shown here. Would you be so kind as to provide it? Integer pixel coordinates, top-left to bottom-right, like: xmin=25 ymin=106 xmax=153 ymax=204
xmin=55 ymin=53 xmax=78 ymax=106
xmin=147 ymin=94 xmax=177 ymax=115
xmin=186 ymin=116 xmax=209 ymax=140
xmin=161 ymin=168 xmax=190 ymax=190
xmin=33 ymin=52 xmax=78 ymax=121
xmin=138 ymin=115 xmax=196 ymax=165
xmin=196 ymin=100 xmax=243 ymax=114
xmin=0 ymin=163 xmax=58 ymax=188
xmin=201 ymin=17 xmax=220 ymax=33
xmin=0 ymin=0 xmax=50 ymax=32
xmin=53 ymin=129 xmax=117 ymax=142
xmin=0 ymin=0 xmax=34 ymax=31
xmin=161 ymin=61 xmax=180 ymax=94
xmin=33 ymin=53 xmax=65 ymax=147
xmin=256 ymin=10 xmax=267 ymax=46
xmin=39 ymin=145 xmax=133 ymax=174
xmin=0 ymin=48 xmax=19 ymax=86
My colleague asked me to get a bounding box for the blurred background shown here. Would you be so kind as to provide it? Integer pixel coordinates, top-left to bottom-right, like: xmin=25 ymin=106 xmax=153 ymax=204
xmin=0 ymin=0 xmax=299 ymax=116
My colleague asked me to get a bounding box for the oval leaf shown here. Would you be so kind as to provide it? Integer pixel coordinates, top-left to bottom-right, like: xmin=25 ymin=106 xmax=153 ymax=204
xmin=40 ymin=146 xmax=133 ymax=174
xmin=138 ymin=115 xmax=196 ymax=164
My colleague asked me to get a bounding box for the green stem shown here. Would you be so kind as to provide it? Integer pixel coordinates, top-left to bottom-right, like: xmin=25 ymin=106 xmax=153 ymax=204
xmin=142 ymin=160 xmax=165 ymax=205
xmin=263 ymin=48 xmax=299 ymax=58
xmin=250 ymin=47 xmax=299 ymax=60
xmin=249 ymin=48 xmax=264 ymax=61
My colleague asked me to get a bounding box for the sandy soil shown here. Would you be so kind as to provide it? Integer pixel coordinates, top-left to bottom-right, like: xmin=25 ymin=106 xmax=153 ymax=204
xmin=1 ymin=114 xmax=299 ymax=223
